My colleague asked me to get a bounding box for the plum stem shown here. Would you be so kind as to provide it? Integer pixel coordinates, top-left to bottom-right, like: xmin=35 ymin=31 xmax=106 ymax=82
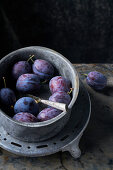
xmin=81 ymin=73 xmax=88 ymax=77
xmin=41 ymin=79 xmax=48 ymax=84
xmin=67 ymin=88 xmax=74 ymax=95
xmin=27 ymin=55 xmax=34 ymax=63
xmin=27 ymin=94 xmax=41 ymax=103
xmin=10 ymin=105 xmax=14 ymax=109
xmin=3 ymin=77 xmax=6 ymax=88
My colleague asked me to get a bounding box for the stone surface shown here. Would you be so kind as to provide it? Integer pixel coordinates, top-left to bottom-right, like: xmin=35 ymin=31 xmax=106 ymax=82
xmin=0 ymin=64 xmax=113 ymax=169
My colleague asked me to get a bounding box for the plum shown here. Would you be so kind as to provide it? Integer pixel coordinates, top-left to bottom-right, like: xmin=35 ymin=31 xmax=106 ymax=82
xmin=37 ymin=108 xmax=62 ymax=121
xmin=13 ymin=112 xmax=38 ymax=123
xmin=32 ymin=59 xmax=54 ymax=80
xmin=49 ymin=76 xmax=71 ymax=94
xmin=86 ymin=71 xmax=107 ymax=90
xmin=14 ymin=97 xmax=39 ymax=116
xmin=12 ymin=61 xmax=31 ymax=79
xmin=16 ymin=74 xmax=40 ymax=93
xmin=49 ymin=91 xmax=71 ymax=105
xmin=0 ymin=88 xmax=16 ymax=106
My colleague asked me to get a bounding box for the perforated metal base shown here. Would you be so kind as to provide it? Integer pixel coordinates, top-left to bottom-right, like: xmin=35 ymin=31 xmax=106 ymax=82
xmin=0 ymin=81 xmax=91 ymax=158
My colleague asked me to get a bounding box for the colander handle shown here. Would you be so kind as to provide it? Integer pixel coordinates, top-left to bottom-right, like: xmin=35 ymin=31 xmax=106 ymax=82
xmin=41 ymin=99 xmax=68 ymax=112
xmin=27 ymin=94 xmax=68 ymax=112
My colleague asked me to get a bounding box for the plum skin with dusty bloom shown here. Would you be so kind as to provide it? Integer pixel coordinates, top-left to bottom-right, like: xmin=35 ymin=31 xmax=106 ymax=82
xmin=37 ymin=108 xmax=62 ymax=121
xmin=14 ymin=97 xmax=39 ymax=116
xmin=13 ymin=112 xmax=38 ymax=123
xmin=32 ymin=59 xmax=54 ymax=80
xmin=49 ymin=76 xmax=71 ymax=94
xmin=12 ymin=61 xmax=31 ymax=79
xmin=49 ymin=91 xmax=71 ymax=105
xmin=86 ymin=71 xmax=107 ymax=90
xmin=16 ymin=73 xmax=40 ymax=93
xmin=0 ymin=88 xmax=16 ymax=106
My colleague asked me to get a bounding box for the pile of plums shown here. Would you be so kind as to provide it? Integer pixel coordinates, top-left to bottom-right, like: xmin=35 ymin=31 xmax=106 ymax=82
xmin=0 ymin=57 xmax=72 ymax=123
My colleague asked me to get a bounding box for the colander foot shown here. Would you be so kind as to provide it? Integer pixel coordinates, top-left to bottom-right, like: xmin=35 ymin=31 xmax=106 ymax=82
xmin=61 ymin=133 xmax=82 ymax=159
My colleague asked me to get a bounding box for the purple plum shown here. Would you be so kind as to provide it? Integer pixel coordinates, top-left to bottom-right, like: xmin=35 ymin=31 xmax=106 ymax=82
xmin=49 ymin=76 xmax=71 ymax=94
xmin=86 ymin=71 xmax=107 ymax=90
xmin=12 ymin=61 xmax=31 ymax=79
xmin=0 ymin=88 xmax=16 ymax=106
xmin=14 ymin=97 xmax=39 ymax=116
xmin=49 ymin=91 xmax=71 ymax=105
xmin=32 ymin=59 xmax=54 ymax=80
xmin=13 ymin=112 xmax=38 ymax=123
xmin=37 ymin=108 xmax=62 ymax=121
xmin=16 ymin=74 xmax=40 ymax=93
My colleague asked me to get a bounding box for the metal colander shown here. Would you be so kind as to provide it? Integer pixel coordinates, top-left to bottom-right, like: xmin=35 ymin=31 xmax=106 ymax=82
xmin=0 ymin=46 xmax=79 ymax=142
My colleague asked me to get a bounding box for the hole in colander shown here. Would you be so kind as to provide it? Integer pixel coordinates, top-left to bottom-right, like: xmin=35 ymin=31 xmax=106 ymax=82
xmin=4 ymin=138 xmax=7 ymax=141
xmin=28 ymin=146 xmax=30 ymax=149
xmin=60 ymin=135 xmax=69 ymax=141
xmin=11 ymin=142 xmax=22 ymax=147
xmin=53 ymin=142 xmax=56 ymax=145
xmin=37 ymin=145 xmax=48 ymax=148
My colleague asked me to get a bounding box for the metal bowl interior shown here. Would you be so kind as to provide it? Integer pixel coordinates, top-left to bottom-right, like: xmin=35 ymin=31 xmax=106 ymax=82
xmin=0 ymin=46 xmax=79 ymax=128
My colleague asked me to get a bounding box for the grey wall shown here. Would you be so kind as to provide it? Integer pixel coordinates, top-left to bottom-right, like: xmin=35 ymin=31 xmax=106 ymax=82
xmin=1 ymin=0 xmax=113 ymax=63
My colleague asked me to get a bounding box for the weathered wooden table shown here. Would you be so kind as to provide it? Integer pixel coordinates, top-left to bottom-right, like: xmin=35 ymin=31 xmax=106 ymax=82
xmin=0 ymin=64 xmax=113 ymax=170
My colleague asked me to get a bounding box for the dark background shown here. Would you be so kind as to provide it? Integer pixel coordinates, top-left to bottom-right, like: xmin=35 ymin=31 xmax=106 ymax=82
xmin=1 ymin=0 xmax=113 ymax=63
